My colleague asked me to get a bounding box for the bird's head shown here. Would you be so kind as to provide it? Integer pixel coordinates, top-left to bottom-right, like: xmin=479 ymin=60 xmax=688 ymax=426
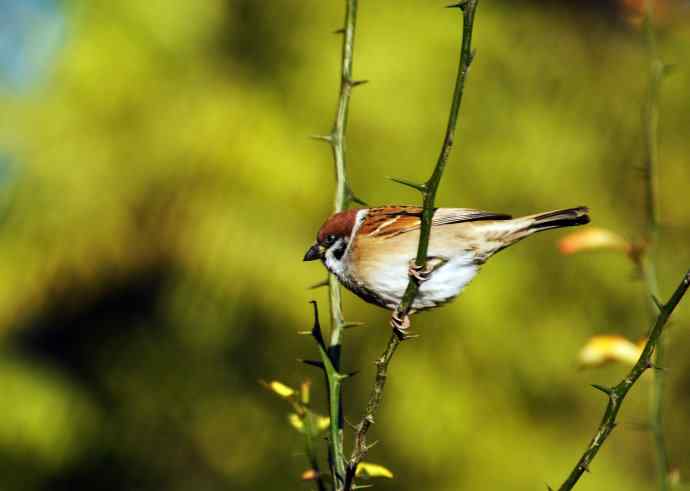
xmin=303 ymin=209 xmax=361 ymax=268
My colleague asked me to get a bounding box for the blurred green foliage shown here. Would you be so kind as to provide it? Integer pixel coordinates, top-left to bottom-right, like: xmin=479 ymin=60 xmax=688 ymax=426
xmin=0 ymin=1 xmax=689 ymax=490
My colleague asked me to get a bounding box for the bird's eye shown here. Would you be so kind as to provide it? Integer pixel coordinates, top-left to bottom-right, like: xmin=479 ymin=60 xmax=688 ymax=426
xmin=324 ymin=234 xmax=337 ymax=246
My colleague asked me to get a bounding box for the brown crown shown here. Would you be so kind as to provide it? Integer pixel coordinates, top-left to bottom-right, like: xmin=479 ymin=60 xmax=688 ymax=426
xmin=317 ymin=208 xmax=360 ymax=243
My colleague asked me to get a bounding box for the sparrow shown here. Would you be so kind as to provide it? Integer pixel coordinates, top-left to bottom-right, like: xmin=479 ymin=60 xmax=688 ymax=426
xmin=304 ymin=205 xmax=590 ymax=329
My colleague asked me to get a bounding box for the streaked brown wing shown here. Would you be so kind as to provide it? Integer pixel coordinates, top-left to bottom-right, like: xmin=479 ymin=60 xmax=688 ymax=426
xmin=360 ymin=206 xmax=511 ymax=239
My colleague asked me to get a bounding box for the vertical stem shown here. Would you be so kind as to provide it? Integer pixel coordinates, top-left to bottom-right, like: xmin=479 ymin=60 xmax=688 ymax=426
xmin=642 ymin=2 xmax=669 ymax=489
xmin=324 ymin=1 xmax=360 ymax=488
xmin=303 ymin=411 xmax=329 ymax=491
xmin=557 ymin=271 xmax=690 ymax=491
xmin=395 ymin=0 xmax=479 ymax=320
xmin=329 ymin=0 xmax=359 ymax=366
xmin=344 ymin=3 xmax=481 ymax=490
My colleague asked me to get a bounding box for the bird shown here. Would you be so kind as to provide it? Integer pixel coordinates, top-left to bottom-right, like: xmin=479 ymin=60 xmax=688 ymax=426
xmin=304 ymin=205 xmax=589 ymax=330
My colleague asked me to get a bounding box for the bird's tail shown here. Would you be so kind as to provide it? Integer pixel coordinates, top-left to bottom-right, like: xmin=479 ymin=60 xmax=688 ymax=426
xmin=525 ymin=206 xmax=590 ymax=231
xmin=498 ymin=206 xmax=590 ymax=244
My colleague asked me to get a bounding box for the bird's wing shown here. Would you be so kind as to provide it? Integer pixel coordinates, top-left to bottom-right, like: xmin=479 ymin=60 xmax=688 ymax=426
xmin=360 ymin=206 xmax=511 ymax=238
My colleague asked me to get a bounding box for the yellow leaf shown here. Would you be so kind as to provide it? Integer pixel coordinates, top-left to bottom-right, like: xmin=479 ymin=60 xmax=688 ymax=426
xmin=316 ymin=416 xmax=330 ymax=431
xmin=356 ymin=462 xmax=394 ymax=479
xmin=301 ymin=469 xmax=319 ymax=481
xmin=266 ymin=380 xmax=295 ymax=398
xmin=288 ymin=413 xmax=304 ymax=431
xmin=578 ymin=335 xmax=644 ymax=368
xmin=300 ymin=380 xmax=311 ymax=405
xmin=558 ymin=228 xmax=630 ymax=255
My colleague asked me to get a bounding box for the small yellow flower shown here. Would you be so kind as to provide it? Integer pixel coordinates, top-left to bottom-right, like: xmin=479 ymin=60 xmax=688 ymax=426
xmin=559 ymin=228 xmax=630 ymax=256
xmin=578 ymin=335 xmax=645 ymax=368
xmin=356 ymin=462 xmax=394 ymax=479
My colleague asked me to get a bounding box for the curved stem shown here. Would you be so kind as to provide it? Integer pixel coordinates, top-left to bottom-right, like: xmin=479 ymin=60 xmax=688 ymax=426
xmin=395 ymin=0 xmax=479 ymax=320
xmin=344 ymin=2 xmax=481 ymax=489
xmin=557 ymin=270 xmax=690 ymax=491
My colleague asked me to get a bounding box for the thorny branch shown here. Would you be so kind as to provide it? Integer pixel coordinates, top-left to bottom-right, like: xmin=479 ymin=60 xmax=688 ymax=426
xmin=312 ymin=0 xmax=364 ymax=488
xmin=557 ymin=270 xmax=690 ymax=491
xmin=343 ymin=2 xmax=481 ymax=489
xmin=640 ymin=3 xmax=672 ymax=488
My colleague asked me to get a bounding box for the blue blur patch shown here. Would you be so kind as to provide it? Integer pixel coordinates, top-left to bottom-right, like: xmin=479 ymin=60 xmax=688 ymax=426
xmin=0 ymin=0 xmax=66 ymax=91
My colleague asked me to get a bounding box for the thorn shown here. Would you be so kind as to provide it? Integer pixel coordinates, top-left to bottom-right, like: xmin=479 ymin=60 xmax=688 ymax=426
xmin=347 ymin=190 xmax=368 ymax=207
xmin=351 ymin=196 xmax=368 ymax=206
xmin=546 ymin=485 xmax=554 ymax=491
xmin=336 ymin=370 xmax=359 ymax=381
xmin=350 ymin=79 xmax=369 ymax=87
xmin=651 ymin=294 xmax=664 ymax=312
xmin=364 ymin=440 xmax=379 ymax=451
xmin=647 ymin=361 xmax=667 ymax=371
xmin=352 ymin=485 xmax=374 ymax=490
xmin=333 ymin=27 xmax=345 ymax=34
xmin=387 ymin=176 xmax=427 ymax=192
xmin=342 ymin=321 xmax=366 ymax=329
xmin=308 ymin=278 xmax=330 ymax=290
xmin=310 ymin=134 xmax=333 ymax=143
xmin=344 ymin=417 xmax=358 ymax=430
xmin=591 ymin=384 xmax=613 ymax=396
xmin=445 ymin=1 xmax=468 ymax=9
xmin=296 ymin=330 xmax=312 ymax=335
xmin=299 ymin=359 xmax=325 ymax=369
xmin=309 ymin=301 xmax=328 ymax=350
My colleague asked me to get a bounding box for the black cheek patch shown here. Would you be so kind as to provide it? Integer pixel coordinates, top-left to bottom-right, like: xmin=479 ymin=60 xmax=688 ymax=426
xmin=332 ymin=241 xmax=347 ymax=260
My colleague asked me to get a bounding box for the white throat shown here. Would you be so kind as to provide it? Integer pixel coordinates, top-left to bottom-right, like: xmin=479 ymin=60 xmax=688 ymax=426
xmin=322 ymin=209 xmax=368 ymax=279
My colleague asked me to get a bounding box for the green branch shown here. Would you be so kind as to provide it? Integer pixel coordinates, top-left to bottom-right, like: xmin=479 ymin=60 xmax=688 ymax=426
xmin=641 ymin=3 xmax=671 ymax=488
xmin=557 ymin=270 xmax=690 ymax=491
xmin=394 ymin=0 xmax=479 ymax=322
xmin=343 ymin=2 xmax=480 ymax=489
xmin=313 ymin=1 xmax=363 ymax=488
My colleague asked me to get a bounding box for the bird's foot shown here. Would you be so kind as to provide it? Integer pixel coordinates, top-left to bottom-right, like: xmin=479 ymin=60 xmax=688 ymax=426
xmin=390 ymin=310 xmax=410 ymax=332
xmin=408 ymin=257 xmax=447 ymax=283
xmin=390 ymin=311 xmax=419 ymax=340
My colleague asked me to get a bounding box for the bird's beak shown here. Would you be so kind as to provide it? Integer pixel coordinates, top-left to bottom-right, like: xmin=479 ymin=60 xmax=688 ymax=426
xmin=303 ymin=243 xmax=324 ymax=261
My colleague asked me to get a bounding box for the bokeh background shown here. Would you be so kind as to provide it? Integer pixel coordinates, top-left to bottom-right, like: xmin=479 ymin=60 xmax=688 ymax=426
xmin=1 ymin=0 xmax=690 ymax=490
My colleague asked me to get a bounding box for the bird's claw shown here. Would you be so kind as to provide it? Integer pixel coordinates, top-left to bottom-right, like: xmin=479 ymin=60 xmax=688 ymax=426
xmin=391 ymin=311 xmax=420 ymax=340
xmin=408 ymin=257 xmax=446 ymax=283
xmin=408 ymin=262 xmax=431 ymax=282
xmin=390 ymin=310 xmax=410 ymax=332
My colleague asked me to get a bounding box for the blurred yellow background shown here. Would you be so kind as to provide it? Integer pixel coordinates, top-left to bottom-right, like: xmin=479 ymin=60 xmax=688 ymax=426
xmin=0 ymin=1 xmax=689 ymax=490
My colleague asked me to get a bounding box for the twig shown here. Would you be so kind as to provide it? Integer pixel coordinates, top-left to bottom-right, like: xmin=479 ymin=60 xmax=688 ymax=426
xmin=343 ymin=332 xmax=402 ymax=491
xmin=393 ymin=0 xmax=479 ymax=323
xmin=557 ymin=270 xmax=690 ymax=491
xmin=302 ymin=407 xmax=330 ymax=491
xmin=343 ymin=2 xmax=481 ymax=489
xmin=314 ymin=0 xmax=363 ymax=488
xmin=641 ymin=3 xmax=670 ymax=489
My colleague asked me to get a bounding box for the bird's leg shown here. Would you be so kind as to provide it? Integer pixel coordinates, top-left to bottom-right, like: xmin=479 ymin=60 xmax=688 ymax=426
xmin=408 ymin=257 xmax=447 ymax=283
xmin=390 ymin=309 xmax=420 ymax=340
xmin=390 ymin=309 xmax=410 ymax=331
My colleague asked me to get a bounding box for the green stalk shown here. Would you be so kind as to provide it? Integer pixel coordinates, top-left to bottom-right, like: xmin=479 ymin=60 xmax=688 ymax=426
xmin=557 ymin=271 xmax=690 ymax=491
xmin=642 ymin=3 xmax=669 ymax=489
xmin=316 ymin=1 xmax=362 ymax=487
xmin=395 ymin=0 xmax=479 ymax=321
xmin=344 ymin=3 xmax=481 ymax=489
